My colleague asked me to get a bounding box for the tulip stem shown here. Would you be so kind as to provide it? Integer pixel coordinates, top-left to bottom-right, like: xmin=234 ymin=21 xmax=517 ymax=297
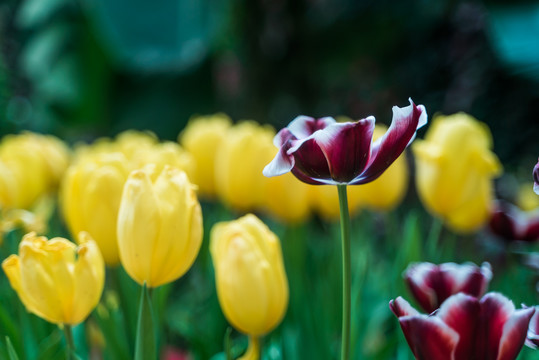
xmin=63 ymin=325 xmax=76 ymax=360
xmin=337 ymin=184 xmax=351 ymax=360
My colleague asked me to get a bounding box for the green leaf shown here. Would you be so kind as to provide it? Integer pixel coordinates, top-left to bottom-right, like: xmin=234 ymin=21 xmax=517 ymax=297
xmin=5 ymin=337 xmax=19 ymax=360
xmin=134 ymin=283 xmax=156 ymax=360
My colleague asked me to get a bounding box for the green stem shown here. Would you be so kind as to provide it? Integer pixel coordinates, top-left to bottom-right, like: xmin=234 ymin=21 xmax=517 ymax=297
xmin=63 ymin=325 xmax=76 ymax=360
xmin=337 ymin=185 xmax=351 ymax=360
xmin=426 ymin=217 xmax=443 ymax=262
xmin=135 ymin=283 xmax=156 ymax=360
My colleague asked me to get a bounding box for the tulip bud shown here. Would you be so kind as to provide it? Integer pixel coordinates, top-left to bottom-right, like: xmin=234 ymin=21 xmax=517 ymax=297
xmin=404 ymin=261 xmax=492 ymax=313
xmin=413 ymin=113 xmax=502 ymax=232
xmin=117 ymin=165 xmax=203 ymax=288
xmin=129 ymin=141 xmax=196 ymax=182
xmin=2 ymin=232 xmax=105 ymax=325
xmin=61 ymin=152 xmax=130 ymax=265
xmin=210 ymin=214 xmax=288 ymax=336
xmin=215 ymin=122 xmax=274 ymax=211
xmin=178 ymin=113 xmax=232 ymax=198
xmin=0 ymin=132 xmax=70 ymax=208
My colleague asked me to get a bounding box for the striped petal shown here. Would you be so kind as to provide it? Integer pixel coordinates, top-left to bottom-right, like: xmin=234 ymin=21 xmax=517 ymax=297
xmin=314 ymin=117 xmax=375 ymax=183
xmin=351 ymin=99 xmax=427 ymax=184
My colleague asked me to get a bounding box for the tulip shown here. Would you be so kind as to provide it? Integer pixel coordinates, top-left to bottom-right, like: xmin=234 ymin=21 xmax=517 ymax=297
xmin=390 ymin=293 xmax=535 ymax=359
xmin=263 ymin=98 xmax=426 ymax=185
xmin=210 ymin=214 xmax=288 ymax=337
xmin=178 ymin=113 xmax=232 ymax=197
xmin=129 ymin=141 xmax=195 ymax=182
xmin=2 ymin=232 xmax=105 ymax=325
xmin=117 ymin=165 xmax=203 ymax=288
xmin=413 ymin=113 xmax=502 ymax=232
xmin=534 ymin=159 xmax=539 ymax=195
xmin=0 ymin=132 xmax=70 ymax=208
xmin=404 ymin=262 xmax=492 ymax=313
xmin=488 ymin=201 xmax=539 ymax=243
xmin=526 ymin=306 xmax=539 ymax=349
xmin=215 ymin=122 xmax=275 ymax=211
xmin=61 ymin=152 xmax=130 ymax=265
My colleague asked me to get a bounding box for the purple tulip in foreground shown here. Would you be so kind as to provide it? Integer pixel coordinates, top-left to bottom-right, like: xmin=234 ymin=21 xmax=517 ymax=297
xmin=390 ymin=293 xmax=535 ymax=360
xmin=263 ymin=98 xmax=427 ymax=185
xmin=527 ymin=306 xmax=539 ymax=349
xmin=534 ymin=159 xmax=539 ymax=195
xmin=404 ymin=262 xmax=492 ymax=314
xmin=489 ymin=201 xmax=539 ymax=243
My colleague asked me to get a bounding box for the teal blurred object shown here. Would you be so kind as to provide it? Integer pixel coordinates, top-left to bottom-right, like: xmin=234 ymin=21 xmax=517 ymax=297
xmin=83 ymin=0 xmax=230 ymax=73
xmin=487 ymin=3 xmax=539 ymax=82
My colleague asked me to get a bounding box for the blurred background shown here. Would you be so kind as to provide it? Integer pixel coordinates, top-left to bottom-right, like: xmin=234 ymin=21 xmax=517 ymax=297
xmin=0 ymin=0 xmax=538 ymax=169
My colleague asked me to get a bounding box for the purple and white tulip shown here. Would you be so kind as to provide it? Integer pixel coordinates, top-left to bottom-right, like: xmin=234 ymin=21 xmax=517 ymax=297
xmin=263 ymin=98 xmax=427 ymax=185
xmin=404 ymin=262 xmax=492 ymax=314
xmin=534 ymin=159 xmax=539 ymax=195
xmin=489 ymin=201 xmax=539 ymax=243
xmin=526 ymin=306 xmax=539 ymax=349
xmin=390 ymin=293 xmax=535 ymax=360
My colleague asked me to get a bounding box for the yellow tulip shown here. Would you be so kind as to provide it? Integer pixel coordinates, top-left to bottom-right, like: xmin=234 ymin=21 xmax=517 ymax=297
xmin=413 ymin=113 xmax=502 ymax=232
xmin=0 ymin=132 xmax=70 ymax=208
xmin=61 ymin=152 xmax=130 ymax=265
xmin=2 ymin=232 xmax=104 ymax=325
xmin=210 ymin=214 xmax=288 ymax=336
xmin=117 ymin=165 xmax=203 ymax=287
xmin=178 ymin=113 xmax=232 ymax=197
xmin=0 ymin=161 xmax=16 ymax=208
xmin=517 ymin=182 xmax=539 ymax=212
xmin=214 ymin=122 xmax=274 ymax=211
xmin=129 ymin=141 xmax=195 ymax=182
xmin=351 ymin=124 xmax=409 ymax=211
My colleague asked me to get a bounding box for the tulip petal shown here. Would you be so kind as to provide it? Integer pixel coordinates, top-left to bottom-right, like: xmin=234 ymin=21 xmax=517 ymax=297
xmin=441 ymin=262 xmax=492 ymax=299
xmin=314 ymin=118 xmax=375 ymax=183
xmin=526 ymin=307 xmax=539 ymax=349
xmin=477 ymin=293 xmax=519 ymax=360
xmin=287 ymin=116 xmax=335 ymax=139
xmin=404 ymin=262 xmax=440 ymax=313
xmin=351 ymin=99 xmax=426 ymax=184
xmin=398 ymin=314 xmax=459 ymax=360
xmin=533 ymin=159 xmax=539 ymax=195
xmin=437 ymin=293 xmax=480 ymax=359
xmin=290 ymin=137 xmax=332 ymax=183
xmin=497 ymin=307 xmax=535 ymax=360
xmin=389 ymin=296 xmax=421 ymax=317
xmin=263 ymin=146 xmax=295 ymax=177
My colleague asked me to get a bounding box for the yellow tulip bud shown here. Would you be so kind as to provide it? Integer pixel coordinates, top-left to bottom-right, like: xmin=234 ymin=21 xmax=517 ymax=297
xmin=0 ymin=132 xmax=70 ymax=208
xmin=117 ymin=165 xmax=203 ymax=287
xmin=178 ymin=113 xmax=232 ymax=197
xmin=129 ymin=141 xmax=196 ymax=182
xmin=517 ymin=182 xmax=539 ymax=212
xmin=0 ymin=161 xmax=17 ymax=208
xmin=2 ymin=232 xmax=104 ymax=325
xmin=61 ymin=152 xmax=130 ymax=265
xmin=413 ymin=113 xmax=502 ymax=232
xmin=210 ymin=214 xmax=288 ymax=336
xmin=215 ymin=122 xmax=276 ymax=211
